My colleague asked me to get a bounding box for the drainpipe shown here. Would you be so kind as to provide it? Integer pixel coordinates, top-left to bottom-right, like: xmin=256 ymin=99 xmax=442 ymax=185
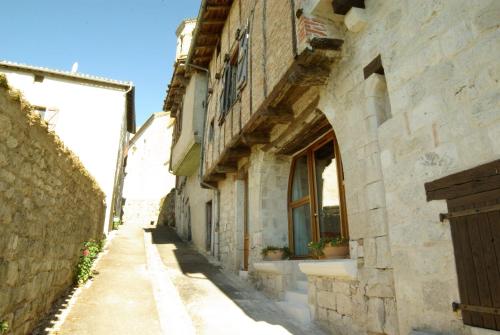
xmin=187 ymin=62 xmax=221 ymax=260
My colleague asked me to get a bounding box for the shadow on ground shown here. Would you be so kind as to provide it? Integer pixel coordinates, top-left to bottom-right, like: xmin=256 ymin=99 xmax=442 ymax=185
xmin=145 ymin=225 xmax=320 ymax=335
xmin=31 ymin=286 xmax=78 ymax=334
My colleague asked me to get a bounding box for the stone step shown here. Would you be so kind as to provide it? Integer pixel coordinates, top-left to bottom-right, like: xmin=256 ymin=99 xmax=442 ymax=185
xmin=285 ymin=290 xmax=308 ymax=306
xmin=276 ymin=301 xmax=312 ymax=324
xmin=239 ymin=270 xmax=248 ymax=280
xmin=295 ymin=280 xmax=309 ymax=293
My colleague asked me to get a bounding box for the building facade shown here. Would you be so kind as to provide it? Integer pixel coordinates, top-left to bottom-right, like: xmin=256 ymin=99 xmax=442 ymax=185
xmin=164 ymin=1 xmax=500 ymax=334
xmin=0 ymin=61 xmax=135 ymax=232
xmin=122 ymin=112 xmax=176 ymax=225
xmin=164 ymin=20 xmax=214 ymax=251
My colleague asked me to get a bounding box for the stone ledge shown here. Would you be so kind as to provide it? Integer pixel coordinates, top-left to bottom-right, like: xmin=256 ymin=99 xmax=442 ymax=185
xmin=468 ymin=326 xmax=500 ymax=335
xmin=253 ymin=261 xmax=292 ymax=275
xmin=298 ymin=259 xmax=358 ymax=280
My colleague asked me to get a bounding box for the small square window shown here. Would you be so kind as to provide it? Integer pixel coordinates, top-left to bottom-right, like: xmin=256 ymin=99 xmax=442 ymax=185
xmin=34 ymin=74 xmax=44 ymax=83
xmin=208 ymin=119 xmax=214 ymax=141
xmin=33 ymin=106 xmax=47 ymax=118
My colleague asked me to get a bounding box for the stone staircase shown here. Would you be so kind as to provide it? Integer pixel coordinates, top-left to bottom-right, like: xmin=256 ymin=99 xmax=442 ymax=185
xmin=274 ymin=262 xmax=314 ymax=325
xmin=277 ymin=280 xmax=311 ymax=324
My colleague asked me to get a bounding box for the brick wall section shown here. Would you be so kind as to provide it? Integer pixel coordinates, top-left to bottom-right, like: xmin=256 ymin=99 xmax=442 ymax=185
xmin=0 ymin=76 xmax=105 ymax=335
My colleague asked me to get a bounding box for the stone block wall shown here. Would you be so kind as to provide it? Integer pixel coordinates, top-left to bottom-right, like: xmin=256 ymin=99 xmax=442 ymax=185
xmin=314 ymin=1 xmax=500 ymax=334
xmin=122 ymin=199 xmax=161 ymax=225
xmin=0 ymin=77 xmax=105 ymax=334
xmin=250 ymin=271 xmax=286 ymax=300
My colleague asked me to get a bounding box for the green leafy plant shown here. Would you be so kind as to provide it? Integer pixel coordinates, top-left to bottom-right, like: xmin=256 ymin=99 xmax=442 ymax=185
xmin=112 ymin=217 xmax=121 ymax=230
xmin=75 ymin=239 xmax=105 ymax=285
xmin=0 ymin=320 xmax=8 ymax=334
xmin=261 ymin=246 xmax=290 ymax=259
xmin=308 ymin=237 xmax=348 ymax=259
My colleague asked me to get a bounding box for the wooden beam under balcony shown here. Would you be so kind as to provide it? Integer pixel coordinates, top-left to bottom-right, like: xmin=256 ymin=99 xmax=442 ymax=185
xmin=205 ymin=173 xmax=226 ymax=182
xmin=332 ymin=0 xmax=365 ymax=15
xmin=201 ymin=20 xmax=226 ymax=25
xmin=205 ymin=4 xmax=231 ymax=11
xmin=227 ymin=147 xmax=251 ymax=159
xmin=215 ymin=163 xmax=238 ymax=173
xmin=261 ymin=106 xmax=294 ymax=124
xmin=241 ymin=133 xmax=270 ymax=145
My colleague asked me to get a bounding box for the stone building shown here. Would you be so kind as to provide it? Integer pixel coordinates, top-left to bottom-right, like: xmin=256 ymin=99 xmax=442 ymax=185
xmin=122 ymin=112 xmax=176 ymax=225
xmin=0 ymin=61 xmax=135 ymax=232
xmin=164 ymin=19 xmax=214 ymax=250
xmin=164 ymin=1 xmax=500 ymax=334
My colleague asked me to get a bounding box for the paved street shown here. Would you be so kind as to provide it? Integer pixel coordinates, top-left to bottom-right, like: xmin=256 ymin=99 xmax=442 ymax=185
xmin=49 ymin=221 xmax=326 ymax=335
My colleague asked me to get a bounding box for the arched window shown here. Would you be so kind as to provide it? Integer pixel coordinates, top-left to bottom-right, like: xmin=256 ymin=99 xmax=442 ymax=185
xmin=288 ymin=131 xmax=348 ymax=257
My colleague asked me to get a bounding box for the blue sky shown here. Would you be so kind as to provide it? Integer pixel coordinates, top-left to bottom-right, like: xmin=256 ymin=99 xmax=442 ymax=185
xmin=1 ymin=0 xmax=200 ymax=127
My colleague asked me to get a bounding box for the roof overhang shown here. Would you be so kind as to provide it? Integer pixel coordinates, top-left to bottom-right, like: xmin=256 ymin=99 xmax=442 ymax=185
xmin=186 ymin=0 xmax=233 ymax=68
xmin=163 ymin=59 xmax=187 ymax=118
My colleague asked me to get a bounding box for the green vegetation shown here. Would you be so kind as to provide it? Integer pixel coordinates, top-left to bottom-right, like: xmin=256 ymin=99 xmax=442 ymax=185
xmin=308 ymin=236 xmax=348 ymax=258
xmin=0 ymin=320 xmax=9 ymax=334
xmin=75 ymin=238 xmax=105 ymax=285
xmin=261 ymin=246 xmax=290 ymax=259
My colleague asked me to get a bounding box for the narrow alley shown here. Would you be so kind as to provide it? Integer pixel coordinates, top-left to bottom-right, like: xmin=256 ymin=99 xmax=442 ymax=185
xmin=2 ymin=1 xmax=499 ymax=334
xmin=44 ymin=220 xmax=326 ymax=335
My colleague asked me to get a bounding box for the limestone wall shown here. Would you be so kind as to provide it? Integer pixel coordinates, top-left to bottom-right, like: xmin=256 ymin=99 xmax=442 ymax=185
xmin=0 ymin=77 xmax=105 ymax=334
xmin=174 ymin=174 xmax=212 ymax=251
xmin=315 ymin=1 xmax=500 ymax=334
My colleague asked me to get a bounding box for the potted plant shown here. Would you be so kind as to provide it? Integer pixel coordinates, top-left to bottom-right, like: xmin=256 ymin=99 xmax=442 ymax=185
xmin=261 ymin=246 xmax=290 ymax=261
xmin=308 ymin=237 xmax=349 ymax=259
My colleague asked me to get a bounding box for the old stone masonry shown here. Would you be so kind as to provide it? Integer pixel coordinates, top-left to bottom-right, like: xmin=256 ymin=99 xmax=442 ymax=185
xmin=1 ymin=0 xmax=500 ymax=335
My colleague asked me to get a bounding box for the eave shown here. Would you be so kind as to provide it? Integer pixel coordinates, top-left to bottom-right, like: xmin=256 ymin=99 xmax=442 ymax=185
xmin=186 ymin=0 xmax=233 ymax=68
xmin=163 ymin=59 xmax=187 ymax=118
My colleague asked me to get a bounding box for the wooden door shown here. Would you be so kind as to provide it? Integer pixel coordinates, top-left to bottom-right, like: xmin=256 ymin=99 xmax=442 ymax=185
xmin=206 ymin=201 xmax=212 ymax=252
xmin=243 ymin=175 xmax=249 ymax=271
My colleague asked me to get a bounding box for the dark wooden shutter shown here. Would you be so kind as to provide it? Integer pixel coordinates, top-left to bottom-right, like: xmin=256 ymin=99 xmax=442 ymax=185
xmin=425 ymin=160 xmax=500 ymax=330
xmin=237 ymin=29 xmax=248 ymax=89
xmin=218 ymin=65 xmax=229 ymax=123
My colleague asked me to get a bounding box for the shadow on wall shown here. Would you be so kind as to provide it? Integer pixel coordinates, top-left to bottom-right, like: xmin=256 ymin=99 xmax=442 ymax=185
xmin=144 ymin=225 xmax=312 ymax=334
xmin=156 ymin=188 xmax=176 ymax=227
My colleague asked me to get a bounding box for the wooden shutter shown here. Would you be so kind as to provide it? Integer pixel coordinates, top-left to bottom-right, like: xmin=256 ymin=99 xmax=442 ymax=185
xmin=425 ymin=160 xmax=500 ymax=330
xmin=237 ymin=29 xmax=248 ymax=89
xmin=218 ymin=65 xmax=229 ymax=123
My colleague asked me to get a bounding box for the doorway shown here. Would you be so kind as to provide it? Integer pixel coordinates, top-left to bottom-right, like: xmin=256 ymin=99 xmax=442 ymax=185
xmin=287 ymin=131 xmax=348 ymax=257
xmin=243 ymin=174 xmax=249 ymax=271
xmin=206 ymin=201 xmax=212 ymax=252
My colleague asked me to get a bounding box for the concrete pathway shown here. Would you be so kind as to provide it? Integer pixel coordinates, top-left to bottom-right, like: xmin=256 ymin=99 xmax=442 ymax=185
xmin=54 ymin=222 xmax=326 ymax=335
xmin=151 ymin=225 xmax=327 ymax=335
xmin=56 ymin=222 xmax=162 ymax=335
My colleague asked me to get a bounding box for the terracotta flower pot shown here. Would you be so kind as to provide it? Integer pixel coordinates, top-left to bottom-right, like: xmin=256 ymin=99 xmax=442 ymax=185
xmin=264 ymin=250 xmax=284 ymax=261
xmin=322 ymin=244 xmax=349 ymax=259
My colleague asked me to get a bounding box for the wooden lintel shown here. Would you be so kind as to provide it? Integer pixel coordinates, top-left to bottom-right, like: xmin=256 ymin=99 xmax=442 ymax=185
xmin=242 ymin=133 xmax=270 ymax=145
xmin=227 ymin=147 xmax=251 ymax=159
xmin=215 ymin=163 xmax=238 ymax=173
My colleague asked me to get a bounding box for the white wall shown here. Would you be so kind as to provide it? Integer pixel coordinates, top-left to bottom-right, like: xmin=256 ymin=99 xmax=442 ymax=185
xmin=123 ymin=113 xmax=176 ymax=200
xmin=1 ymin=70 xmax=129 ymax=233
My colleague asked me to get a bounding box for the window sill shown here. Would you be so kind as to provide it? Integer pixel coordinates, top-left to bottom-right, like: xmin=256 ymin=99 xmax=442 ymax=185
xmin=468 ymin=326 xmax=500 ymax=335
xmin=298 ymin=259 xmax=357 ymax=280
